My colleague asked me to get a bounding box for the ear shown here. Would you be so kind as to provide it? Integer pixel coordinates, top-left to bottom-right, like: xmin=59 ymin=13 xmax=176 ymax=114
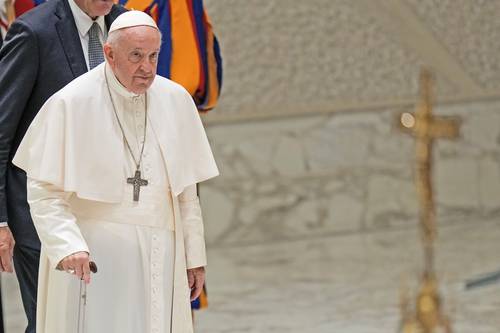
xmin=103 ymin=44 xmax=114 ymax=66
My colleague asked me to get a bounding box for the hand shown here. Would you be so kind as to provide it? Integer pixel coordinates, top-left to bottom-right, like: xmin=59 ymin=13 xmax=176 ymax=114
xmin=58 ymin=251 xmax=91 ymax=284
xmin=0 ymin=226 xmax=15 ymax=273
xmin=187 ymin=266 xmax=205 ymax=301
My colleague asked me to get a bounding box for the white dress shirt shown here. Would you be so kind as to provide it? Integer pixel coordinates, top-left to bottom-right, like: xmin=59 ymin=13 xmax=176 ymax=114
xmin=68 ymin=0 xmax=107 ymax=70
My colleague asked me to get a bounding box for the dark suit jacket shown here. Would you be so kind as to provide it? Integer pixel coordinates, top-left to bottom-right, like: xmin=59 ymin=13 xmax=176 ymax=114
xmin=0 ymin=0 xmax=126 ymax=249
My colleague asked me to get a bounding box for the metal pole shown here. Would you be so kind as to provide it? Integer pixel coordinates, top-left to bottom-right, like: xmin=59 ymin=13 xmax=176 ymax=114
xmin=77 ymin=262 xmax=97 ymax=333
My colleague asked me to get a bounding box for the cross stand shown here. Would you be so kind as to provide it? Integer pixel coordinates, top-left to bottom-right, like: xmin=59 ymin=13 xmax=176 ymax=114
xmin=397 ymin=68 xmax=461 ymax=333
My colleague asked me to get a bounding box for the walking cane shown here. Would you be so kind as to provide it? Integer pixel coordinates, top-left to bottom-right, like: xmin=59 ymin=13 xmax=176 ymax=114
xmin=57 ymin=261 xmax=98 ymax=333
xmin=78 ymin=262 xmax=98 ymax=333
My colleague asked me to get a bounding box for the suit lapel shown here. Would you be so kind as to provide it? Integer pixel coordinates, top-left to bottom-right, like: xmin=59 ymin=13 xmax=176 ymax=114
xmin=54 ymin=0 xmax=87 ymax=78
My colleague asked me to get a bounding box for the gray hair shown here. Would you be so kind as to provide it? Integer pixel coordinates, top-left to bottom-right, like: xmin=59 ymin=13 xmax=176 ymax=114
xmin=106 ymin=29 xmax=124 ymax=46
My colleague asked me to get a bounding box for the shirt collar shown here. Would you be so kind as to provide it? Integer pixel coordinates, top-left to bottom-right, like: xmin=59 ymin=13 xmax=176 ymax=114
xmin=105 ymin=63 xmax=143 ymax=100
xmin=68 ymin=0 xmax=106 ymax=39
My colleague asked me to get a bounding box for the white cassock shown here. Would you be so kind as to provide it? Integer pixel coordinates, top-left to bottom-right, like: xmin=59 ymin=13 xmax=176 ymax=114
xmin=13 ymin=63 xmax=219 ymax=333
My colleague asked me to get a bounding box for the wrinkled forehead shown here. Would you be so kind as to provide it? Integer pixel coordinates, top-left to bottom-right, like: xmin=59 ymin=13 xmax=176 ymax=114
xmin=110 ymin=26 xmax=162 ymax=49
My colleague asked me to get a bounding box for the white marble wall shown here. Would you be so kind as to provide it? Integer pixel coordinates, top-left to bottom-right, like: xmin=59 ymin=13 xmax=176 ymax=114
xmin=194 ymin=99 xmax=500 ymax=332
xmin=200 ymin=99 xmax=500 ymax=247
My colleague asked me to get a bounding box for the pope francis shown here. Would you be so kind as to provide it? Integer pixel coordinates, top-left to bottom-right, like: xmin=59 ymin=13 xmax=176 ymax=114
xmin=12 ymin=10 xmax=218 ymax=333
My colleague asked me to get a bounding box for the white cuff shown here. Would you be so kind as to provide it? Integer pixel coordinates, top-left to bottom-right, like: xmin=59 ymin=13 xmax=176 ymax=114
xmin=180 ymin=197 xmax=207 ymax=269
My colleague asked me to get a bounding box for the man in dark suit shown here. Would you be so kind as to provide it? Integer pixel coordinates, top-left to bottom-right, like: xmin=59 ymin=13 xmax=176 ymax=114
xmin=0 ymin=0 xmax=125 ymax=331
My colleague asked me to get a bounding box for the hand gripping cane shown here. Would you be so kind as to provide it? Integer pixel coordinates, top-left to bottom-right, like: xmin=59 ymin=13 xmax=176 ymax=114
xmin=57 ymin=261 xmax=98 ymax=333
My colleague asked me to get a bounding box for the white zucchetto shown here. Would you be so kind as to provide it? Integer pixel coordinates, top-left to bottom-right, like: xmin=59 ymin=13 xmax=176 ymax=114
xmin=109 ymin=10 xmax=159 ymax=34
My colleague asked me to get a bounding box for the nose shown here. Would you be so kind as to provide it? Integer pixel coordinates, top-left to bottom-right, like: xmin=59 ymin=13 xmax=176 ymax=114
xmin=139 ymin=63 xmax=152 ymax=75
xmin=139 ymin=57 xmax=156 ymax=74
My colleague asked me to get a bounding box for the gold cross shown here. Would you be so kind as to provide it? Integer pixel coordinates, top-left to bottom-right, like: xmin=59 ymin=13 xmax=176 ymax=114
xmin=397 ymin=68 xmax=460 ymax=333
xmin=399 ymin=68 xmax=461 ymax=272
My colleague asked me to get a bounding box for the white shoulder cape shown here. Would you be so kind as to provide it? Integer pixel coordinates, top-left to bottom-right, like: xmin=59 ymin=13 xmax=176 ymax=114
xmin=13 ymin=63 xmax=219 ymax=202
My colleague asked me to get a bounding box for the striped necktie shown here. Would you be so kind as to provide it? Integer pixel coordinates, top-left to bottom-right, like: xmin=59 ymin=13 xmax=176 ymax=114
xmin=88 ymin=22 xmax=104 ymax=70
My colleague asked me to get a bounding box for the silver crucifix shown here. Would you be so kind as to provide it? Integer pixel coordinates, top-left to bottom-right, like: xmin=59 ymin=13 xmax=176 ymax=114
xmin=127 ymin=170 xmax=148 ymax=201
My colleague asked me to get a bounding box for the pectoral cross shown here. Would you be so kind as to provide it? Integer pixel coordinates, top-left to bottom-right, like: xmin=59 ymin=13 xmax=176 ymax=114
xmin=398 ymin=68 xmax=460 ymax=333
xmin=127 ymin=170 xmax=148 ymax=201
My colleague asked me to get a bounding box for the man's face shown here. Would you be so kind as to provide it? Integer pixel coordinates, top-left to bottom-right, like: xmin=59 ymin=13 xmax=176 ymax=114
xmin=74 ymin=0 xmax=114 ymax=18
xmin=104 ymin=26 xmax=161 ymax=94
